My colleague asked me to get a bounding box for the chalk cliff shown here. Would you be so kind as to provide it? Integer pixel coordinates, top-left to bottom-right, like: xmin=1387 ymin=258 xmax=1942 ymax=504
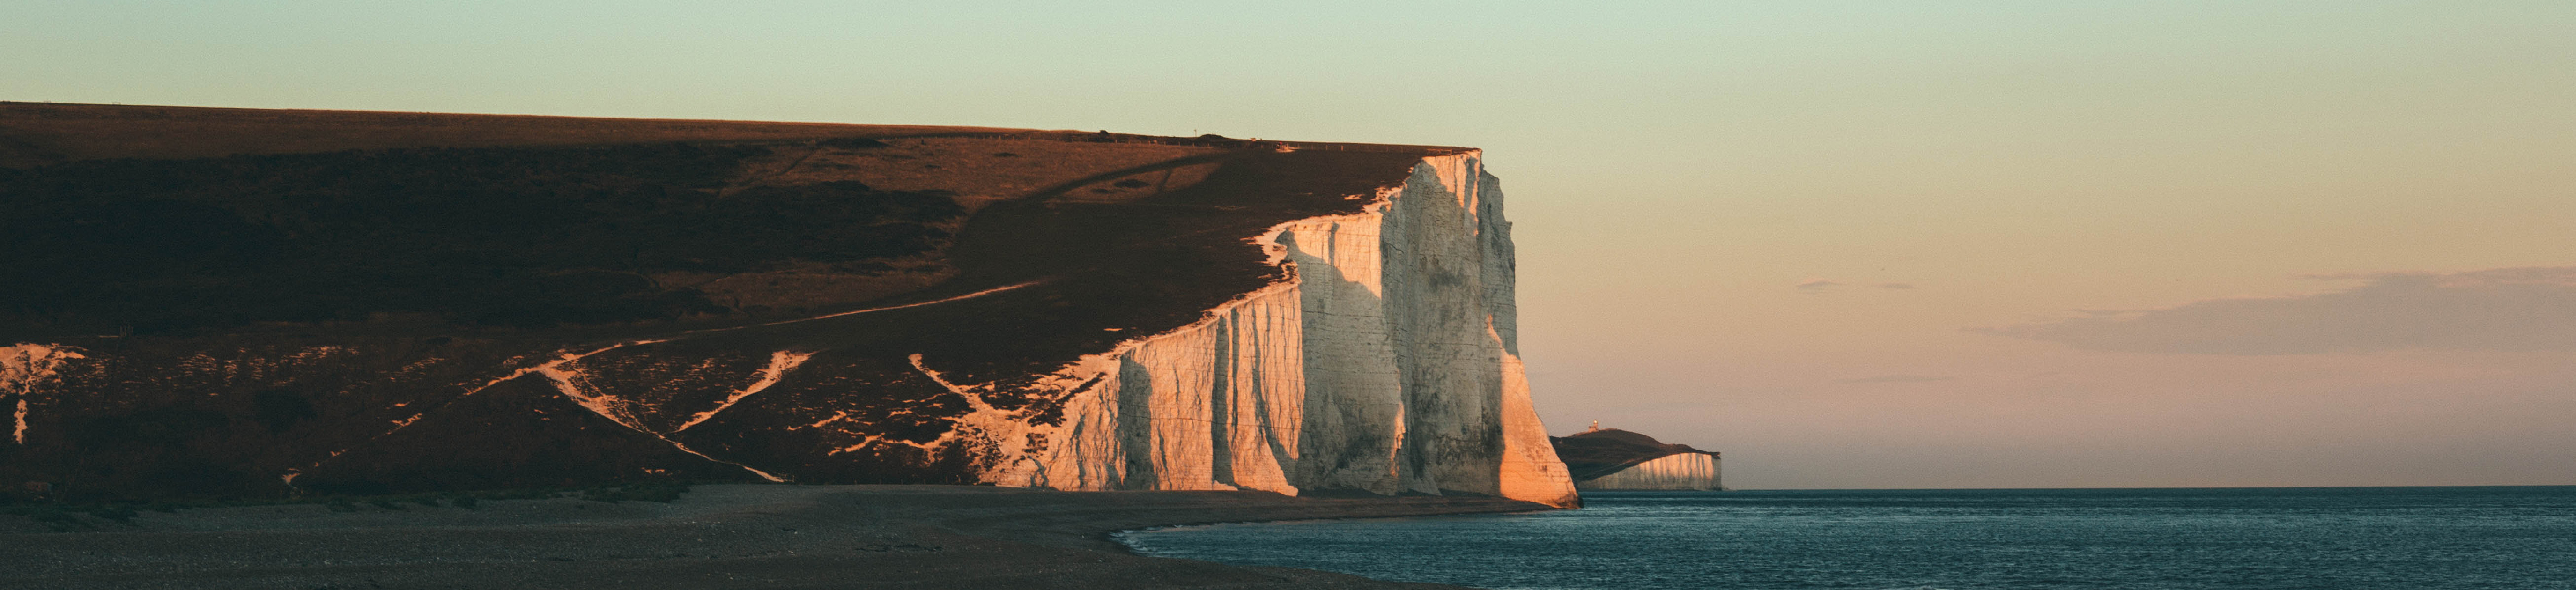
xmin=995 ymin=156 xmax=1576 ymax=505
xmin=1550 ymin=428 xmax=1721 ymax=491
xmin=0 ymin=103 xmax=1576 ymax=508
xmin=1578 ymin=452 xmax=1719 ymax=490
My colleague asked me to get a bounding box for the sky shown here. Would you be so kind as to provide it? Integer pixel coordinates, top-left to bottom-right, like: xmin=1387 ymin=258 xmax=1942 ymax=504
xmin=10 ymin=0 xmax=2574 ymax=489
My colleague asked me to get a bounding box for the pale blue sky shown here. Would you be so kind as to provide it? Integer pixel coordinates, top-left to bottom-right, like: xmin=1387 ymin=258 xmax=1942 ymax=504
xmin=12 ymin=0 xmax=2576 ymax=488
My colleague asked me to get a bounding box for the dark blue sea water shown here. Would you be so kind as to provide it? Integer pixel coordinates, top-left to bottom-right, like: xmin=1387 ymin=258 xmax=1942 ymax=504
xmin=1118 ymin=487 xmax=2576 ymax=590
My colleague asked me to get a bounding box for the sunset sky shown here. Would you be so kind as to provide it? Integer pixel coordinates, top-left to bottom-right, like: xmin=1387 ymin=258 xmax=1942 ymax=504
xmin=12 ymin=0 xmax=2574 ymax=488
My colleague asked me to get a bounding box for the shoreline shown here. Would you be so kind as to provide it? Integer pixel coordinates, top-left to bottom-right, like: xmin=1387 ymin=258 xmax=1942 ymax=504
xmin=0 ymin=484 xmax=1554 ymax=590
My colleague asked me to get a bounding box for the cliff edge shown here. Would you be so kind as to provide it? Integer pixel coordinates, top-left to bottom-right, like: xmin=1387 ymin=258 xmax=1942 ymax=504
xmin=0 ymin=103 xmax=1577 ymax=508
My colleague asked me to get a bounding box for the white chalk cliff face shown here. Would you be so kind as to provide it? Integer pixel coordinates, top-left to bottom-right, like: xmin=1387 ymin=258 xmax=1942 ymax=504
xmin=971 ymin=153 xmax=1579 ymax=508
xmin=1577 ymin=453 xmax=1721 ymax=491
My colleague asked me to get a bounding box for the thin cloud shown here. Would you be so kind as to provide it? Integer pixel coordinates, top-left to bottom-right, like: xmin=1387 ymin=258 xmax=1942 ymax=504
xmin=1841 ymin=375 xmax=1955 ymax=383
xmin=1880 ymin=283 xmax=1917 ymax=290
xmin=1797 ymin=279 xmax=1840 ymax=294
xmin=1981 ymin=267 xmax=2576 ymax=354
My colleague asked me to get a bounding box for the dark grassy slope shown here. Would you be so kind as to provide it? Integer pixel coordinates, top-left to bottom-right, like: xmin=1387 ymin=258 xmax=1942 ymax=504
xmin=1 ymin=103 xmax=1456 ymax=501
xmin=0 ymin=143 xmax=963 ymax=336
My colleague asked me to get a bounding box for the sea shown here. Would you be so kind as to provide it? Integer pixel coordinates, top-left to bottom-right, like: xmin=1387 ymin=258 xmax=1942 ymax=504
xmin=1117 ymin=487 xmax=2576 ymax=590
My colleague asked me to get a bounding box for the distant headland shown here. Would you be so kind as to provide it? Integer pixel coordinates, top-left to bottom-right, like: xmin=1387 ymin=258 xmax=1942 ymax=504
xmin=1549 ymin=423 xmax=1723 ymax=490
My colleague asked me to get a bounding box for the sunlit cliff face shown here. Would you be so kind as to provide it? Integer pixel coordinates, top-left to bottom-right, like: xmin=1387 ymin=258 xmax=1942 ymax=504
xmin=990 ymin=155 xmax=1577 ymax=508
